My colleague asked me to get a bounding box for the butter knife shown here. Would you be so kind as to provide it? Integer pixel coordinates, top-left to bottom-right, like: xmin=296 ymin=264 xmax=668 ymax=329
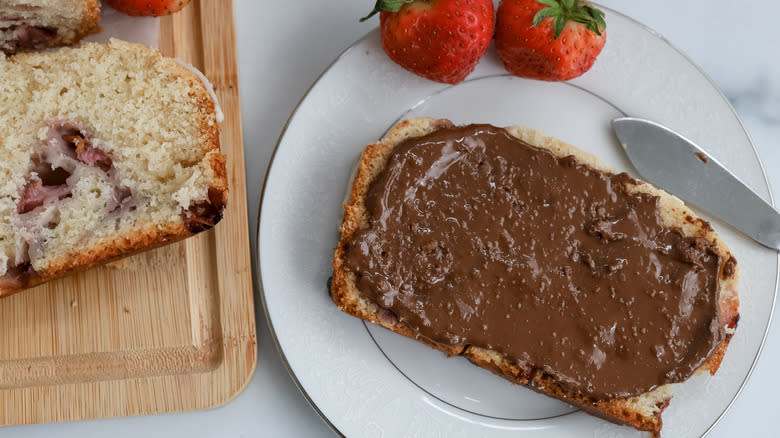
xmin=612 ymin=117 xmax=780 ymax=250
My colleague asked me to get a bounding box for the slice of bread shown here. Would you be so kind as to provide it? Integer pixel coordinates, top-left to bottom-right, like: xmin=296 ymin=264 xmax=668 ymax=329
xmin=0 ymin=38 xmax=226 ymax=295
xmin=0 ymin=0 xmax=100 ymax=54
xmin=332 ymin=117 xmax=740 ymax=436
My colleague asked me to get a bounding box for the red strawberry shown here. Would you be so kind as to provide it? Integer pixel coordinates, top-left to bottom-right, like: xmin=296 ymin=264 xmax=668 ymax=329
xmin=495 ymin=0 xmax=606 ymax=81
xmin=104 ymin=0 xmax=191 ymax=17
xmin=361 ymin=0 xmax=495 ymax=84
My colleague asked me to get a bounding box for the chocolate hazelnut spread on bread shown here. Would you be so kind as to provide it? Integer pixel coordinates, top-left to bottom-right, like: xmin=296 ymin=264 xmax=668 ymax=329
xmin=343 ymin=124 xmax=727 ymax=400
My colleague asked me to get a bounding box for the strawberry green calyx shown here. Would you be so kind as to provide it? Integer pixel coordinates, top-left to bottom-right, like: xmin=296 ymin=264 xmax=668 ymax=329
xmin=360 ymin=0 xmax=416 ymax=22
xmin=532 ymin=0 xmax=606 ymax=39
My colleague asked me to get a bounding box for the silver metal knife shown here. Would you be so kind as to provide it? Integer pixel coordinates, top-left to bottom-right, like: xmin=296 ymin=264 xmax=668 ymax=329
xmin=612 ymin=117 xmax=780 ymax=250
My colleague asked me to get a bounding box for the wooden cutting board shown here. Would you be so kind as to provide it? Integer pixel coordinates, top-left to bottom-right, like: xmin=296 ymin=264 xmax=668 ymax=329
xmin=0 ymin=0 xmax=256 ymax=425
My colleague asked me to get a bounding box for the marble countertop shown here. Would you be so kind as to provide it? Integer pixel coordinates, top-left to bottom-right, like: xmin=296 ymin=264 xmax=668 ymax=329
xmin=6 ymin=0 xmax=779 ymax=436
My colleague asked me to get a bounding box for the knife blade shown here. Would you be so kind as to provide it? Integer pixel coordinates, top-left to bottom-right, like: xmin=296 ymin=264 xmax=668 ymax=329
xmin=612 ymin=117 xmax=780 ymax=250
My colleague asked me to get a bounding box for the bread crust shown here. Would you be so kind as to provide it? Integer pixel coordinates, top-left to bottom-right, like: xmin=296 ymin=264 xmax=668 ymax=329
xmin=0 ymin=0 xmax=101 ymax=54
xmin=332 ymin=117 xmax=740 ymax=435
xmin=0 ymin=40 xmax=227 ymax=296
xmin=71 ymin=0 xmax=101 ymax=45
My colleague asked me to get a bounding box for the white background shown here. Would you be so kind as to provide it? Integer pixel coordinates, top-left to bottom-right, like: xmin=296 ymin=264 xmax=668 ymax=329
xmin=5 ymin=0 xmax=780 ymax=437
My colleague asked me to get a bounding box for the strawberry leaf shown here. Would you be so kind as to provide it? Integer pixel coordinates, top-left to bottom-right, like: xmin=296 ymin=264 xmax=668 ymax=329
xmin=532 ymin=7 xmax=560 ymax=27
xmin=553 ymin=15 xmax=566 ymax=39
xmin=360 ymin=0 xmax=415 ymax=22
xmin=532 ymin=0 xmax=606 ymax=39
xmin=585 ymin=6 xmax=607 ymax=35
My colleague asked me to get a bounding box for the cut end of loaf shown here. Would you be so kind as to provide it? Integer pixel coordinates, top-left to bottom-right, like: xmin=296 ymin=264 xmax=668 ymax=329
xmin=0 ymin=0 xmax=100 ymax=55
xmin=0 ymin=39 xmax=227 ymax=295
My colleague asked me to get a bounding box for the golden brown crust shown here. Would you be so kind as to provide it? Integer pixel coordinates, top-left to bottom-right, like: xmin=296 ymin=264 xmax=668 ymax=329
xmin=331 ymin=117 xmax=740 ymax=435
xmin=0 ymin=201 xmax=225 ymax=298
xmin=72 ymin=0 xmax=101 ymax=44
xmin=8 ymin=222 xmax=197 ymax=297
xmin=464 ymin=348 xmax=670 ymax=433
xmin=463 ymin=345 xmax=671 ymax=433
xmin=0 ymin=40 xmax=227 ymax=297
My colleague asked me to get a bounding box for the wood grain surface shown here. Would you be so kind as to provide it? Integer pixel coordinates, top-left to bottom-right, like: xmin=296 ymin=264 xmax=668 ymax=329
xmin=0 ymin=0 xmax=256 ymax=425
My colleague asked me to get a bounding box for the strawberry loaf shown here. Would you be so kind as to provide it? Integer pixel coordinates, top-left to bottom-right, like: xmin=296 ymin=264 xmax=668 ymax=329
xmin=0 ymin=39 xmax=227 ymax=295
xmin=0 ymin=0 xmax=100 ymax=54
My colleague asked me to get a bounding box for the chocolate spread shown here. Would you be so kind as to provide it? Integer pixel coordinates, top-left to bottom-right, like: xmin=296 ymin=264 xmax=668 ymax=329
xmin=343 ymin=124 xmax=726 ymax=400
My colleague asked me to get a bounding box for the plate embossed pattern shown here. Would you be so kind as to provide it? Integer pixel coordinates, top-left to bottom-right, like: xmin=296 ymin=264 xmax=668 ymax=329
xmin=259 ymin=8 xmax=777 ymax=437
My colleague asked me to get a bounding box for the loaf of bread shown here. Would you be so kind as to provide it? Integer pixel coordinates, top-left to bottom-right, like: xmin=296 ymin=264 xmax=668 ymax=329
xmin=332 ymin=117 xmax=739 ymax=436
xmin=0 ymin=0 xmax=100 ymax=54
xmin=0 ymin=39 xmax=226 ymax=295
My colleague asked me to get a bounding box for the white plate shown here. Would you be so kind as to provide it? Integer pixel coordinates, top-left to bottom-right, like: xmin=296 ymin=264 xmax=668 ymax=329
xmin=258 ymin=7 xmax=778 ymax=437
